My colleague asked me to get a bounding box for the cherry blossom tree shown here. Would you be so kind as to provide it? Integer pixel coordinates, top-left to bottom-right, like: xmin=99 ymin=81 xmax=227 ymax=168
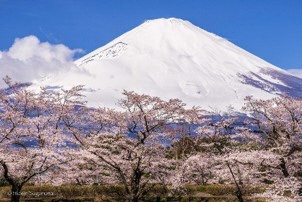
xmin=65 ymin=91 xmax=202 ymax=201
xmin=244 ymin=96 xmax=302 ymax=170
xmin=0 ymin=77 xmax=83 ymax=202
xmin=179 ymin=97 xmax=302 ymax=201
xmin=243 ymin=96 xmax=302 ymax=200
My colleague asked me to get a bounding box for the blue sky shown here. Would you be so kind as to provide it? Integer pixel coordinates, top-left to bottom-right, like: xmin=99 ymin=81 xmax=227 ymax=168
xmin=0 ymin=0 xmax=301 ymax=70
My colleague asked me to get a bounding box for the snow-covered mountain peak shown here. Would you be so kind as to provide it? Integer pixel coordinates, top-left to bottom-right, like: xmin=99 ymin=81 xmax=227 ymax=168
xmin=140 ymin=18 xmax=213 ymax=35
xmin=76 ymin=18 xmax=273 ymax=73
xmin=142 ymin=18 xmax=185 ymax=28
xmin=37 ymin=18 xmax=302 ymax=112
xmin=143 ymin=17 xmax=187 ymax=24
xmin=76 ymin=17 xmax=222 ymax=66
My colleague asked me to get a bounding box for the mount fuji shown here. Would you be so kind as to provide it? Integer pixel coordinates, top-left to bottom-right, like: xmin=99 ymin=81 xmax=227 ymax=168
xmin=33 ymin=18 xmax=302 ymax=112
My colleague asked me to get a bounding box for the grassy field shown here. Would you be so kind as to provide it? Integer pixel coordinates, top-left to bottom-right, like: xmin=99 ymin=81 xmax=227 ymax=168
xmin=0 ymin=184 xmax=267 ymax=202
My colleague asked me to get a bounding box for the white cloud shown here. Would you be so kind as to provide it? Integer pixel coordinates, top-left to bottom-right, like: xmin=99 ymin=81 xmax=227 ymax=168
xmin=0 ymin=35 xmax=82 ymax=86
xmin=287 ymin=69 xmax=302 ymax=78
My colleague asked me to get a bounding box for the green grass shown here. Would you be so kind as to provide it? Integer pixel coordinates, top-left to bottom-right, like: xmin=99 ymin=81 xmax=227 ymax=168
xmin=0 ymin=184 xmax=267 ymax=202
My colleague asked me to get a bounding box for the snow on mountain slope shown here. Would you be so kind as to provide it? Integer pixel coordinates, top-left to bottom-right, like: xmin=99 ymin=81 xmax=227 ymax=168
xmin=33 ymin=18 xmax=302 ymax=112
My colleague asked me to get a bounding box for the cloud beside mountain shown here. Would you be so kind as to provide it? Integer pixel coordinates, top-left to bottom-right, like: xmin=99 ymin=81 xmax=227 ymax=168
xmin=0 ymin=35 xmax=81 ymax=86
xmin=287 ymin=69 xmax=302 ymax=78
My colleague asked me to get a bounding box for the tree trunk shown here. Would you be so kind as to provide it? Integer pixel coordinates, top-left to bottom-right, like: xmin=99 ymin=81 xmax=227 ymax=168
xmin=280 ymin=158 xmax=289 ymax=177
xmin=129 ymin=169 xmax=142 ymax=202
xmin=130 ymin=181 xmax=140 ymax=202
xmin=226 ymin=162 xmax=244 ymax=202
xmin=10 ymin=184 xmax=22 ymax=202
xmin=1 ymin=161 xmax=23 ymax=202
xmin=130 ymin=195 xmax=139 ymax=202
